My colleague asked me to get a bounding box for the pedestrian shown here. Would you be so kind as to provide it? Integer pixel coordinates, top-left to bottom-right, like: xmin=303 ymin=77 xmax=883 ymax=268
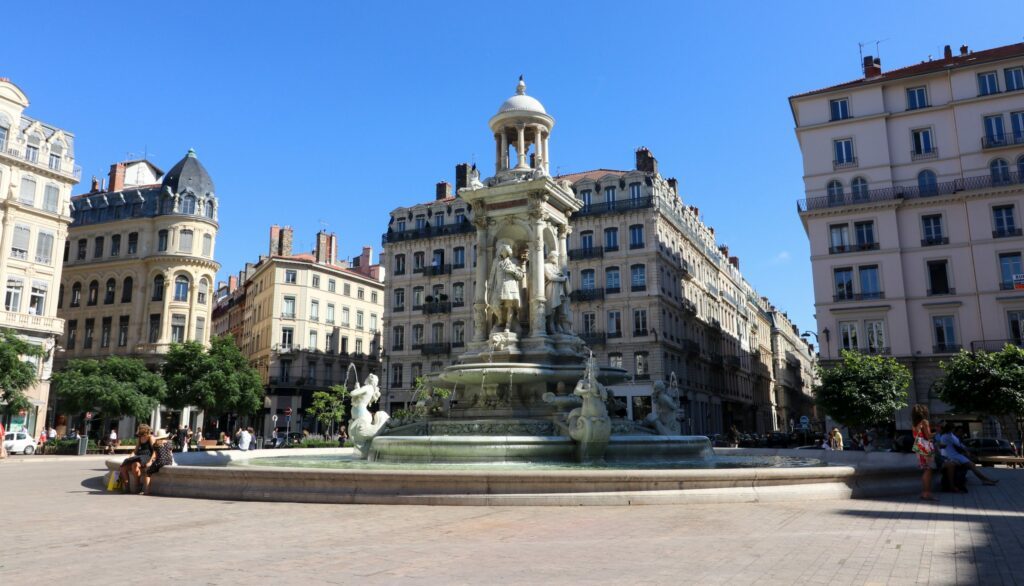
xmin=47 ymin=425 xmax=56 ymax=441
xmin=119 ymin=425 xmax=155 ymax=494
xmin=143 ymin=433 xmax=175 ymax=496
xmin=38 ymin=429 xmax=47 ymax=452
xmin=911 ymin=404 xmax=938 ymax=501
xmin=0 ymin=420 xmax=7 ymax=459
xmin=247 ymin=427 xmax=257 ymax=450
xmin=238 ymin=427 xmax=252 ymax=451
xmin=830 ymin=428 xmax=844 ymax=451
xmin=727 ymin=425 xmax=740 ymax=448
xmin=939 ymin=423 xmax=999 ymax=486
xmin=105 ymin=427 xmax=119 ymax=455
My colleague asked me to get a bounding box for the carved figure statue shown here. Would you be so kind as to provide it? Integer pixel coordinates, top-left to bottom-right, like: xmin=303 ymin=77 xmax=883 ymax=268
xmin=543 ymin=251 xmax=573 ymax=334
xmin=645 ymin=372 xmax=682 ymax=435
xmin=347 ymin=374 xmax=390 ymax=459
xmin=468 ymin=164 xmax=484 ymax=189
xmin=565 ymin=353 xmax=612 ymax=462
xmin=485 ymin=242 xmax=525 ymax=333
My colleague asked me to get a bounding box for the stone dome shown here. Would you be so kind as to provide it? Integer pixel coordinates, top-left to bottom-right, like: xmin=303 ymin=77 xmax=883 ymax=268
xmin=162 ymin=148 xmax=215 ymax=197
xmin=497 ymin=76 xmax=547 ymax=115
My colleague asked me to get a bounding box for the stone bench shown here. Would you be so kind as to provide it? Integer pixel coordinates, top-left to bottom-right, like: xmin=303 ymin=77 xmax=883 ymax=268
xmin=978 ymin=455 xmax=1024 ymax=468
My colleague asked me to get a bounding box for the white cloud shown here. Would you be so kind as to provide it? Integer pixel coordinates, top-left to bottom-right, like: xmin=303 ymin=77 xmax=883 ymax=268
xmin=771 ymin=251 xmax=791 ymax=264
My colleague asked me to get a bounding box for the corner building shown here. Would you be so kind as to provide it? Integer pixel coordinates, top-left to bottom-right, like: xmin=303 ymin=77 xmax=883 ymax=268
xmin=792 ymin=42 xmax=1024 ymax=430
xmin=382 ymin=81 xmax=816 ymax=435
xmin=0 ymin=78 xmax=79 ymax=437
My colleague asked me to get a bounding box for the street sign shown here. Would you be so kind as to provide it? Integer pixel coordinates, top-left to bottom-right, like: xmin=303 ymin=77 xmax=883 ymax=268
xmin=272 ymin=415 xmax=279 ymax=423
xmin=799 ymin=415 xmax=809 ymax=429
xmin=85 ymin=411 xmax=93 ymax=421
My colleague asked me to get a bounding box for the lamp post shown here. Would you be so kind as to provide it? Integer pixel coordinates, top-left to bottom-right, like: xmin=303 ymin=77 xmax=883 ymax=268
xmin=802 ymin=328 xmax=830 ymax=360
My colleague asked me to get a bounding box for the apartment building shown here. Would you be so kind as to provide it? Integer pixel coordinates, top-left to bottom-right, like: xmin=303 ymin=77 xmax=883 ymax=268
xmin=792 ymin=42 xmax=1024 ymax=426
xmin=0 ymin=78 xmax=80 ymax=437
xmin=383 ymin=135 xmax=815 ymax=434
xmin=214 ymin=226 xmax=384 ymax=434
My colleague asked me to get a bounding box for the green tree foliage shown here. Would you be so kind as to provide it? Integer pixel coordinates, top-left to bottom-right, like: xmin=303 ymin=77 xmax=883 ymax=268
xmin=162 ymin=335 xmax=264 ymax=416
xmin=936 ymin=345 xmax=1024 ymax=419
xmin=306 ymin=384 xmax=350 ymax=434
xmin=52 ymin=357 xmax=166 ymax=420
xmin=813 ymin=350 xmax=911 ymax=428
xmin=0 ymin=329 xmax=44 ymax=417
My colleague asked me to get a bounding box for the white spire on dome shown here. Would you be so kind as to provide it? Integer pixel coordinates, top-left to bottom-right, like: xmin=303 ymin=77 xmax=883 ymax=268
xmin=516 ymin=75 xmax=526 ymax=95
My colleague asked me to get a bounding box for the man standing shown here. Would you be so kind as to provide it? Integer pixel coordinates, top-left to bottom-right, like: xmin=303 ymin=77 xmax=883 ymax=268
xmin=238 ymin=427 xmax=252 ymax=452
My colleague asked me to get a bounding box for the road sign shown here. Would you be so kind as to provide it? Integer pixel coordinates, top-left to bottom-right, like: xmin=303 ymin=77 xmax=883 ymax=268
xmin=1014 ymin=274 xmax=1024 ymax=290
xmin=799 ymin=415 xmax=809 ymax=429
xmin=272 ymin=415 xmax=279 ymax=423
xmin=85 ymin=411 xmax=93 ymax=421
xmin=284 ymin=407 xmax=292 ymax=416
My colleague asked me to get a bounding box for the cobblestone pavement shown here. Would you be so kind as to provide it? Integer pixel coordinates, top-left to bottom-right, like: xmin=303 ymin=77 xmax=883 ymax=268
xmin=1 ymin=458 xmax=1022 ymax=585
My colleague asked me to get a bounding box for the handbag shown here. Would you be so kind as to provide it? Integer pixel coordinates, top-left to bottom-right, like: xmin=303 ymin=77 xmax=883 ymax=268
xmin=106 ymin=471 xmax=120 ymax=492
xmin=913 ymin=435 xmax=934 ymax=457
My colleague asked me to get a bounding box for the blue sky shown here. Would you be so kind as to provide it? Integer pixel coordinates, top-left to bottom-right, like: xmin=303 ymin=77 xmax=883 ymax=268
xmin=4 ymin=0 xmax=1020 ymax=333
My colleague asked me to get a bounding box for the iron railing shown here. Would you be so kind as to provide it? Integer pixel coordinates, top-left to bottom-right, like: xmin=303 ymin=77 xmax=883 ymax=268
xmin=580 ymin=332 xmax=607 ymax=346
xmin=833 ymin=291 xmax=885 ymax=302
xmin=828 ymin=242 xmax=879 ymax=254
xmin=981 ymin=133 xmax=1024 ymax=149
xmin=571 ymin=288 xmax=604 ymax=302
xmin=932 ymin=343 xmax=962 ymax=354
xmin=921 ymin=236 xmax=949 ymax=246
xmin=574 ymin=196 xmax=654 ymax=217
xmin=971 ymin=339 xmax=1024 ymax=352
xmin=382 ymin=221 xmax=474 ymax=245
xmin=799 ymin=170 xmax=1024 ymax=212
xmin=568 ymin=246 xmax=603 ymax=260
xmin=420 ymin=342 xmax=451 ymax=355
xmin=422 ymin=301 xmax=452 ymax=314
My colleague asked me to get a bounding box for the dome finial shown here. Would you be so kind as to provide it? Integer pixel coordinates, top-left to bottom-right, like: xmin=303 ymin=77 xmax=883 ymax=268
xmin=187 ymin=148 xmax=196 ymax=158
xmin=516 ymin=75 xmax=526 ymax=95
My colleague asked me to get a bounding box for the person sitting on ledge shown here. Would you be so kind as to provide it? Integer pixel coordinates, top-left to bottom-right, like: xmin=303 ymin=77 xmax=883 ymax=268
xmin=937 ymin=423 xmax=998 ymax=488
xmin=143 ymin=433 xmax=175 ymax=495
xmin=119 ymin=425 xmax=154 ymax=493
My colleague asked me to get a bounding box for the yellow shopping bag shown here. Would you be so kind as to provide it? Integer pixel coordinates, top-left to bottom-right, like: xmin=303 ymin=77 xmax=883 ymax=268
xmin=106 ymin=471 xmax=120 ymax=492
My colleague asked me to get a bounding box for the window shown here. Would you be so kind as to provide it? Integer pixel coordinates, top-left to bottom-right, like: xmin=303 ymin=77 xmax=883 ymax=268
xmin=453 ymin=247 xmax=465 ymax=268
xmin=284 ymin=270 xmax=297 ymax=284
xmin=906 ymin=86 xmax=928 ymax=110
xmin=100 ymin=317 xmax=112 ymax=348
xmin=91 ymin=236 xmax=103 ymax=259
xmin=309 ymin=330 xmax=318 ymax=350
xmin=605 ymin=267 xmax=621 ymax=292
xmin=370 ymin=313 xmax=379 ymax=332
xmin=10 ymin=224 xmax=29 ymax=260
xmin=392 ymin=364 xmax=404 ymax=388
xmin=629 ymin=182 xmax=642 ymax=202
xmin=634 ymin=352 xmax=649 ymax=378
xmin=993 ymin=205 xmax=1017 ymax=237
xmin=71 ymin=282 xmax=82 ymax=307
xmin=344 ymin=283 xmax=351 ymax=296
xmin=922 ymin=215 xmax=945 ymax=246
xmin=829 ymin=97 xmax=850 ymax=121
xmin=580 ymin=269 xmax=596 ymax=291
xmin=453 ymin=283 xmax=465 ymax=304
xmin=122 ymin=277 xmax=133 ymax=303
xmin=310 ymin=300 xmax=320 ymax=321
xmin=453 ymin=322 xmax=465 ymax=345
xmin=917 ymin=170 xmax=938 ymax=195
xmin=394 ymin=254 xmax=406 ymax=275
xmin=855 ymin=221 xmax=875 ymax=249
xmin=341 ymin=307 xmax=350 ymax=327
xmin=984 ymin=115 xmax=1005 ymax=144
xmin=991 ymin=159 xmax=1011 ymax=184
xmin=633 ymin=308 xmax=648 ymax=336
xmin=413 ymin=252 xmax=424 ymax=271
xmin=912 ymin=128 xmax=934 ymax=156
xmin=865 ymin=320 xmax=886 ymax=353
xmin=394 ymin=289 xmax=405 ymax=310
xmin=630 ymin=264 xmax=646 ymax=290
xmin=430 ymin=322 xmax=444 ymax=344
xmin=604 ymin=186 xmax=616 ymax=210
xmin=177 ymin=230 xmax=193 ymax=253
xmin=152 ymin=275 xmax=164 ymax=301
xmin=43 ymin=185 xmax=59 ymax=212
xmin=833 ymin=268 xmax=854 ymax=300
xmin=580 ymin=230 xmax=594 ymax=251
xmin=433 ymin=213 xmax=444 ymax=228
xmin=629 ymin=224 xmax=645 ymax=249
xmin=205 ymin=200 xmax=215 ymax=219
xmin=609 ymin=353 xmax=623 ymax=369
xmin=415 ymin=215 xmax=426 ymax=230
xmin=927 ymin=260 xmax=951 ymax=295
xmin=63 ymin=241 xmax=69 ymax=262
xmin=932 ymin=315 xmax=958 ymax=352
xmin=607 ymin=310 xmax=622 ymax=337
xmin=829 ymin=224 xmax=850 ymax=253
xmin=279 ymin=359 xmax=292 ymax=382
xmin=1006 ymin=67 xmax=1024 ymax=92
xmin=4 ymin=278 xmax=22 ymax=312
xmin=127 ymin=233 xmax=138 ymax=254
xmin=148 ymin=314 xmax=161 ymax=343
xmin=76 ymin=238 xmax=86 ymax=260
xmin=978 ymin=71 xmax=999 ymax=96
xmin=412 ymin=287 xmax=423 ymax=309
xmin=579 ymin=189 xmax=592 ymax=210
xmin=104 ymin=278 xmax=116 ymax=304
xmin=106 ymin=234 xmax=121 ymax=257
xmin=327 ymin=304 xmax=336 ymax=323
xmin=999 ymin=253 xmax=1022 ymax=289
xmin=156 ymin=230 xmax=168 ymax=252
xmin=87 ymin=280 xmax=99 ymax=306
xmin=282 ymin=296 xmax=296 ymax=318
xmin=83 ymin=318 xmax=94 ymax=349
xmin=27 ymin=282 xmax=46 ymax=316
xmin=57 ymin=284 xmax=64 ymax=309
xmin=197 ymin=278 xmax=208 ymax=304
xmin=411 ymin=324 xmax=424 ymax=347
xmin=455 ymin=210 xmax=466 ymax=224
xmin=356 ymin=310 xmax=364 ymax=330
xmin=604 ymin=228 xmax=619 ymax=250
xmin=18 ymin=177 xmax=36 ymax=206
xmin=281 ymin=327 xmax=294 ymax=349
xmin=173 ymin=276 xmax=189 ymax=302
xmin=34 ymin=231 xmax=53 ymax=264
xmin=1014 ymin=111 xmax=1024 ymax=142
xmin=833 ymin=138 xmax=854 ymax=166
xmin=202 ymin=234 xmax=212 ymax=257
xmin=392 ymin=326 xmax=405 ymax=350
xmin=1008 ymin=310 xmax=1024 ymax=346
xmin=355 ymin=339 xmax=364 ymax=354
xmin=430 ymin=250 xmax=444 ymax=270
xmin=49 ymin=143 xmax=62 ymax=170
xmin=66 ymin=319 xmax=77 ymax=349
xmin=180 ymin=195 xmax=196 ymax=215
xmin=851 ymin=177 xmax=869 ymax=201
xmin=582 ymin=312 xmax=596 ymax=334
xmin=859 ymin=265 xmax=881 ymax=298
xmin=827 ymin=179 xmax=844 ymax=203
xmin=328 ymin=279 xmax=336 ymax=292
xmin=0 ymin=126 xmax=6 ymax=150
xmin=839 ymin=321 xmax=859 ymax=351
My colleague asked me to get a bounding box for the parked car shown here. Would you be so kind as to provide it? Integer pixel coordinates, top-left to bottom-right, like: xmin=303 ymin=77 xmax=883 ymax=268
xmin=4 ymin=431 xmax=37 ymax=455
xmin=963 ymin=438 xmax=1015 ymax=459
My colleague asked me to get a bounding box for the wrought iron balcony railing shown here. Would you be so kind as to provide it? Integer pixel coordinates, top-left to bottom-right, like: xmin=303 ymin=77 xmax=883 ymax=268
xmin=570 ymin=288 xmax=604 ymax=302
xmin=799 ymin=170 xmax=1024 ymax=212
xmin=568 ymin=246 xmax=603 ymax=261
xmin=574 ymin=196 xmax=654 ymax=217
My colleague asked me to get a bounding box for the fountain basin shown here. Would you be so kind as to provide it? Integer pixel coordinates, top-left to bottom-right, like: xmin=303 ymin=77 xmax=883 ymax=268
xmin=439 ymin=362 xmax=629 ymax=386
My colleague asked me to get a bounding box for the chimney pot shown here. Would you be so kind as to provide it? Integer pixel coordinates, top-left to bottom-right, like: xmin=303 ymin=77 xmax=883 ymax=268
xmin=108 ymin=162 xmax=126 ymax=192
xmin=863 ymin=56 xmax=882 ymax=78
xmin=90 ymin=176 xmax=100 ymax=193
xmin=943 ymin=45 xmax=953 ymax=60
xmin=436 ymin=181 xmax=452 ymax=200
xmin=960 ymin=44 xmax=969 ymax=56
xmin=635 ymin=147 xmax=658 ymax=174
xmin=455 ymin=163 xmax=470 ymax=192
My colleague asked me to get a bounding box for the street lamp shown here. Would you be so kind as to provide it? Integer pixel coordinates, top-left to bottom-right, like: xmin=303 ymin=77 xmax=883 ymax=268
xmin=802 ymin=328 xmax=830 ymax=359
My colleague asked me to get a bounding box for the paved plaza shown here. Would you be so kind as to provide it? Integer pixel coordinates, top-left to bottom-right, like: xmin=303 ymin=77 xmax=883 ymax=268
xmin=1 ymin=457 xmax=1023 ymax=585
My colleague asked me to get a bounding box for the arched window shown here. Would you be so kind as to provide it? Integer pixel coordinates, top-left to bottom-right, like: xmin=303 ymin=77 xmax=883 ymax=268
xmin=121 ymin=276 xmax=133 ymax=303
xmin=991 ymin=158 xmax=1011 ymax=184
xmin=826 ymin=179 xmax=844 ymax=205
xmin=87 ymin=280 xmax=99 ymax=306
xmin=181 ymin=195 xmax=196 ymax=215
xmin=70 ymin=282 xmax=82 ymax=307
xmin=198 ymin=278 xmax=209 ymax=305
xmin=174 ymin=275 xmax=190 ymax=302
xmin=205 ymin=200 xmax=215 ymax=219
xmin=917 ymin=170 xmax=938 ymax=195
xmin=104 ymin=278 xmax=116 ymax=304
xmin=851 ymin=177 xmax=869 ymax=201
xmin=152 ymin=275 xmax=164 ymax=301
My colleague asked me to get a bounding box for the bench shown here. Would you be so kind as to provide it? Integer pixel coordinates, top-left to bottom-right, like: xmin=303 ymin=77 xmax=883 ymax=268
xmin=977 ymin=455 xmax=1024 ymax=468
xmin=198 ymin=440 xmax=230 ymax=451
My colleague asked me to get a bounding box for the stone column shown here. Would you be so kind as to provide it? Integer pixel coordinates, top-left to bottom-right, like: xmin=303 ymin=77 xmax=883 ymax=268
xmin=186 ymin=271 xmax=199 ymax=341
xmin=494 ymin=134 xmax=502 ymax=174
xmin=516 ymin=125 xmax=526 ymax=169
xmin=557 ymin=224 xmax=570 ymax=267
xmin=500 ymin=132 xmax=508 ymax=171
xmin=535 ymin=125 xmax=545 ymax=171
xmin=528 ymin=214 xmax=547 ymax=338
xmin=472 ymin=217 xmax=490 ymax=342
xmin=543 ymin=135 xmax=550 ymax=174
xmin=158 ymin=272 xmax=172 ymax=344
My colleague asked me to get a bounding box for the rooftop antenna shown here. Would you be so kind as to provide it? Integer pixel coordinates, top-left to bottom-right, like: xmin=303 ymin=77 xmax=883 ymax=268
xmin=858 ymin=39 xmax=888 ymax=73
xmin=318 ymin=219 xmax=329 ymax=232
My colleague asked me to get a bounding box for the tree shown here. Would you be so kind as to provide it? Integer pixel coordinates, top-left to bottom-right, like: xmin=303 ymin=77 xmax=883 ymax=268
xmin=0 ymin=329 xmax=44 ymax=418
xmin=162 ymin=335 xmax=264 ymax=417
xmin=935 ymin=345 xmax=1024 ymax=438
xmin=813 ymin=350 xmax=911 ymax=428
xmin=52 ymin=357 xmax=166 ymax=421
xmin=306 ymin=384 xmax=350 ymax=435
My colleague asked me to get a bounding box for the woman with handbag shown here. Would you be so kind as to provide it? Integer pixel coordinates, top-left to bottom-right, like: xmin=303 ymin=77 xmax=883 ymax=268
xmin=911 ymin=404 xmax=937 ymax=501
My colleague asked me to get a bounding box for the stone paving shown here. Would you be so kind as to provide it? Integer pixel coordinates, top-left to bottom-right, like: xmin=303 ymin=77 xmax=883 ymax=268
xmin=1 ymin=457 xmax=1022 ymax=585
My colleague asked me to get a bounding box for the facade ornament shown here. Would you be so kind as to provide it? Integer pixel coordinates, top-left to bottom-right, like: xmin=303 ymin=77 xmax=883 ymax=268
xmin=567 ymin=353 xmax=612 ymax=462
xmin=348 ymin=374 xmax=390 ymax=459
xmin=645 ymin=372 xmax=683 ymax=435
xmin=543 ymin=251 xmax=572 ymax=334
xmin=484 ymin=242 xmax=526 ymax=333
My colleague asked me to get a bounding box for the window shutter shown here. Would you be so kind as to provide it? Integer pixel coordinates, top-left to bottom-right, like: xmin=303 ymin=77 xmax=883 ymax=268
xmin=43 ymin=185 xmax=59 ymax=212
xmin=19 ymin=178 xmax=36 ymax=205
xmin=12 ymin=224 xmax=30 ymax=251
xmin=35 ymin=232 xmax=54 ymax=264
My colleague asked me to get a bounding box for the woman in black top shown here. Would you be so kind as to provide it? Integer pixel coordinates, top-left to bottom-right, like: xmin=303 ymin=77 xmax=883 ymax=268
xmin=143 ymin=434 xmax=174 ymax=495
xmin=119 ymin=425 xmax=154 ymax=494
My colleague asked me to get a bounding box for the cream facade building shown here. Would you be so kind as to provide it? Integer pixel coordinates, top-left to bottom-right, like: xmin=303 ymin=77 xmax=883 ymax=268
xmin=214 ymin=226 xmax=384 ymax=434
xmin=382 ymin=81 xmax=816 ymax=435
xmin=792 ymin=42 xmax=1024 ymax=428
xmin=0 ymin=78 xmax=79 ymax=437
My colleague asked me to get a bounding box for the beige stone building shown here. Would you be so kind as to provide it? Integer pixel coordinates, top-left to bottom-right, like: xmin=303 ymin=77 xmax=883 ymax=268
xmin=382 ymin=81 xmax=816 ymax=435
xmin=0 ymin=78 xmax=79 ymax=437
xmin=214 ymin=226 xmax=384 ymax=434
xmin=792 ymin=41 xmax=1024 ymax=429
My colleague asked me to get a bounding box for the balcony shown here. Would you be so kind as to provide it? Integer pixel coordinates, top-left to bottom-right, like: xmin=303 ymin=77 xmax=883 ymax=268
xmin=828 ymin=242 xmax=879 ymax=254
xmin=426 ymin=264 xmax=452 ymax=276
xmin=1 ymin=146 xmax=82 ymax=180
xmin=604 ymin=286 xmax=621 ymax=295
xmin=452 ymin=299 xmax=465 ymax=308
xmin=381 ymin=221 xmax=475 ymax=245
xmin=981 ymin=133 xmax=1024 ymax=150
xmin=681 ymin=261 xmax=694 ymax=280
xmin=683 ymin=339 xmax=700 ymax=355
xmin=911 ymin=148 xmax=939 ymax=161
xmin=932 ymin=343 xmax=962 ymax=354
xmin=631 ymin=283 xmax=647 ymax=292
xmin=0 ymin=310 xmax=65 ymax=336
xmin=607 ymin=331 xmax=623 ymax=339
xmin=391 ymin=344 xmax=404 ymax=351
xmin=568 ymin=246 xmax=603 ymax=261
xmin=833 ymin=291 xmax=885 ymax=302
xmin=580 ymin=332 xmax=607 ymax=346
xmin=604 ymin=244 xmax=620 ymax=253
xmin=571 ymin=288 xmax=604 ymax=302
xmin=452 ymin=340 xmax=465 ymax=348
xmin=574 ymin=196 xmax=654 ymax=217
xmin=422 ymin=301 xmax=452 ymax=315
xmin=281 ymin=312 xmax=296 ymax=319
xmin=392 ymin=305 xmax=405 ymax=312
xmin=633 ymin=329 xmax=649 ymax=337
xmin=420 ymin=342 xmax=451 ymax=355
xmin=999 ymin=280 xmax=1021 ymax=291
xmin=799 ymin=169 xmax=1024 ymax=212
xmin=921 ymin=236 xmax=949 ymax=247
xmin=862 ymin=346 xmax=892 ymax=355
xmin=832 ymin=157 xmax=858 ymax=170
xmin=971 ymin=339 xmax=1024 ymax=352
xmin=629 ymin=241 xmax=645 ymax=250
xmin=682 ymin=300 xmax=697 ymax=314
xmin=926 ymin=287 xmax=956 ymax=296
xmin=724 ymin=355 xmax=741 ymax=369
xmin=993 ymin=228 xmax=1023 ymax=239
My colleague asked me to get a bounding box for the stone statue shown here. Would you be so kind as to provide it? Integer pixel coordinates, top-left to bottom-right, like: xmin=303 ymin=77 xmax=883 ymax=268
xmin=566 ymin=353 xmax=612 ymax=462
xmin=645 ymin=372 xmax=682 ymax=435
xmin=543 ymin=251 xmax=572 ymax=334
xmin=347 ymin=374 xmax=390 ymax=459
xmin=468 ymin=164 xmax=484 ymax=189
xmin=484 ymin=242 xmax=525 ymax=333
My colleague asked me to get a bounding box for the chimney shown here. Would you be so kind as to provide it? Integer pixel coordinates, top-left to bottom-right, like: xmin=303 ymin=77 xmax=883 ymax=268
xmin=667 ymin=177 xmax=678 ymax=195
xmin=943 ymin=45 xmax=953 ymax=60
xmin=328 ymin=233 xmax=338 ymax=265
xmin=90 ymin=176 xmax=100 ymax=193
xmin=960 ymin=44 xmax=969 ymax=56
xmin=436 ymin=181 xmax=452 ymax=200
xmin=269 ymin=225 xmax=281 ymax=256
xmin=635 ymin=147 xmax=658 ymax=174
xmin=315 ymin=231 xmax=330 ymax=263
xmin=108 ymin=162 xmax=126 ymax=192
xmin=269 ymin=225 xmax=293 ymax=256
xmin=719 ymin=244 xmax=729 ymax=257
xmin=228 ymin=275 xmax=238 ymax=292
xmin=280 ymin=226 xmax=293 ymax=256
xmin=455 ymin=163 xmax=471 ymax=191
xmin=863 ymin=56 xmax=882 ymax=78
xmin=729 ymin=256 xmax=740 ymax=270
